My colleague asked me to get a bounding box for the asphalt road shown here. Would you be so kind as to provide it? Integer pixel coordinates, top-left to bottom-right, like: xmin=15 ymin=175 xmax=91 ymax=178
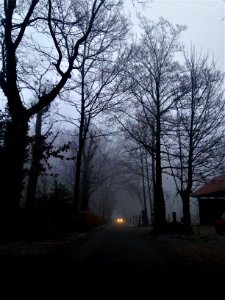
xmin=2 ymin=223 xmax=225 ymax=287
xmin=3 ymin=224 xmax=225 ymax=294
xmin=2 ymin=225 xmax=223 ymax=294
xmin=34 ymin=224 xmax=194 ymax=279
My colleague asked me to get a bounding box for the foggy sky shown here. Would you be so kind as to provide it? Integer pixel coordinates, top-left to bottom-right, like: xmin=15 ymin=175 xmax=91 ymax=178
xmin=124 ymin=0 xmax=224 ymax=70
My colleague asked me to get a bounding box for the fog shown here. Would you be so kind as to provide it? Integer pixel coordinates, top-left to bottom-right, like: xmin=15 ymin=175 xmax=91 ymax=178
xmin=124 ymin=0 xmax=224 ymax=70
xmin=1 ymin=0 xmax=224 ymax=231
xmin=109 ymin=0 xmax=224 ymax=223
xmin=2 ymin=0 xmax=225 ymax=278
xmin=35 ymin=0 xmax=224 ymax=225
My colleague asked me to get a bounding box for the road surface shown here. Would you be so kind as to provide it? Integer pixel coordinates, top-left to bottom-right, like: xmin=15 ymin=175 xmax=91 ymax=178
xmin=2 ymin=224 xmax=225 ymax=281
xmin=46 ymin=224 xmax=183 ymax=278
xmin=29 ymin=224 xmax=218 ymax=280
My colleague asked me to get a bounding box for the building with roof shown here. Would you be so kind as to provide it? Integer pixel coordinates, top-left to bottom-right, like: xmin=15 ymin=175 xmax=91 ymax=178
xmin=192 ymin=174 xmax=225 ymax=225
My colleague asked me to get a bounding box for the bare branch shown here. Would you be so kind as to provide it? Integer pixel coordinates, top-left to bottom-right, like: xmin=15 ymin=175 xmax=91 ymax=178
xmin=14 ymin=0 xmax=39 ymax=49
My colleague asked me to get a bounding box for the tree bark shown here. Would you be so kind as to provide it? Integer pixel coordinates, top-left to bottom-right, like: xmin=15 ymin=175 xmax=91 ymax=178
xmin=0 ymin=0 xmax=105 ymax=224
xmin=25 ymin=109 xmax=46 ymax=211
xmin=72 ymin=57 xmax=89 ymax=214
xmin=145 ymin=154 xmax=153 ymax=224
xmin=73 ymin=143 xmax=83 ymax=214
xmin=181 ymin=191 xmax=192 ymax=233
xmin=80 ymin=153 xmax=90 ymax=211
xmin=153 ymin=107 xmax=166 ymax=232
xmin=0 ymin=1 xmax=36 ymax=226
xmin=72 ymin=101 xmax=87 ymax=213
xmin=141 ymin=153 xmax=148 ymax=226
xmin=80 ymin=135 xmax=95 ymax=211
xmin=0 ymin=117 xmax=28 ymax=223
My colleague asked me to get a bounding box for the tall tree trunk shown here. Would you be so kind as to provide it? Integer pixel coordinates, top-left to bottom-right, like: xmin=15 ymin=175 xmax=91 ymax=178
xmin=154 ymin=157 xmax=166 ymax=230
xmin=153 ymin=112 xmax=166 ymax=232
xmin=0 ymin=1 xmax=31 ymax=228
xmin=179 ymin=104 xmax=194 ymax=233
xmin=72 ymin=108 xmax=87 ymax=214
xmin=0 ymin=117 xmax=28 ymax=225
xmin=0 ymin=0 xmax=105 ymax=230
xmin=141 ymin=153 xmax=148 ymax=226
xmin=80 ymin=135 xmax=94 ymax=211
xmin=80 ymin=159 xmax=90 ymax=211
xmin=73 ymin=143 xmax=84 ymax=214
xmin=72 ymin=57 xmax=89 ymax=214
xmin=25 ymin=109 xmax=46 ymax=211
xmin=151 ymin=134 xmax=156 ymax=226
xmin=181 ymin=191 xmax=192 ymax=233
xmin=145 ymin=154 xmax=153 ymax=225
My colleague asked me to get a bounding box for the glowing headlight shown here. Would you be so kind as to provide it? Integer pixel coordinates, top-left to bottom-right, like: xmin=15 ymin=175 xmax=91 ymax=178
xmin=115 ymin=218 xmax=125 ymax=224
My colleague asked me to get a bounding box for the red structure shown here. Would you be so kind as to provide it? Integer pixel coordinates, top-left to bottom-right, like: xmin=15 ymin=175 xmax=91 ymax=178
xmin=192 ymin=174 xmax=225 ymax=225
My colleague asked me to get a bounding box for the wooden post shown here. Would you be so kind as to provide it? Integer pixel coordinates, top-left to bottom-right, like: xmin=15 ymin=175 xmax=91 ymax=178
xmin=172 ymin=211 xmax=177 ymax=224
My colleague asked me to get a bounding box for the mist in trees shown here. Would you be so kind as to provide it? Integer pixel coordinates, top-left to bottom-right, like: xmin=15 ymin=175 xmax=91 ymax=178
xmin=59 ymin=3 xmax=129 ymax=213
xmin=0 ymin=0 xmax=127 ymax=230
xmin=115 ymin=18 xmax=225 ymax=232
xmin=0 ymin=0 xmax=224 ymax=236
xmin=117 ymin=18 xmax=188 ymax=231
xmin=164 ymin=50 xmax=225 ymax=232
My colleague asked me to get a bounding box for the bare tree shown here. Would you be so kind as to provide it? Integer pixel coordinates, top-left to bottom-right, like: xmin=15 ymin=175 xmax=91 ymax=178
xmin=82 ymin=136 xmax=118 ymax=219
xmin=112 ymin=133 xmax=154 ymax=225
xmin=80 ymin=132 xmax=98 ymax=211
xmin=25 ymin=106 xmax=49 ymax=211
xmin=58 ymin=5 xmax=129 ymax=213
xmin=0 ymin=0 xmax=122 ymax=224
xmin=118 ymin=18 xmax=186 ymax=231
xmin=165 ymin=50 xmax=225 ymax=232
xmin=45 ymin=128 xmax=118 ymax=219
xmin=25 ymin=103 xmax=71 ymax=212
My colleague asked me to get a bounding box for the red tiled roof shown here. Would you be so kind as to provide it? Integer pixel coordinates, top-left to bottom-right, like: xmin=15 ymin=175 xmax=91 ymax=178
xmin=193 ymin=174 xmax=225 ymax=197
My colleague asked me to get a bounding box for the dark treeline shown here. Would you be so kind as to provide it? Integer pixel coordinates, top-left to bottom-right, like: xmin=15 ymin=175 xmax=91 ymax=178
xmin=0 ymin=1 xmax=224 ymax=237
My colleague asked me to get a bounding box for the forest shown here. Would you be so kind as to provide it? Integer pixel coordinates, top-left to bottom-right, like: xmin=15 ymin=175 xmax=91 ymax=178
xmin=0 ymin=0 xmax=224 ymax=237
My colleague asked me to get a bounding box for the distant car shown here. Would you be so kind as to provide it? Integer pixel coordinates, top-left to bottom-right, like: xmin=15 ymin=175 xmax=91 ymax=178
xmin=115 ymin=218 xmax=125 ymax=225
xmin=215 ymin=212 xmax=225 ymax=235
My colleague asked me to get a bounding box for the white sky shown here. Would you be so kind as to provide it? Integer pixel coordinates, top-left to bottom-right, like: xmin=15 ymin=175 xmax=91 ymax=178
xmin=124 ymin=0 xmax=225 ymax=70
